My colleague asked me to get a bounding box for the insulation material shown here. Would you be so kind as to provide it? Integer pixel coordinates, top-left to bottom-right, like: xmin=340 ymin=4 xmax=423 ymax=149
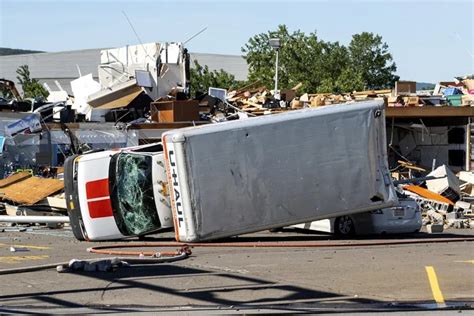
xmin=163 ymin=100 xmax=397 ymax=242
xmin=0 ymin=177 xmax=64 ymax=205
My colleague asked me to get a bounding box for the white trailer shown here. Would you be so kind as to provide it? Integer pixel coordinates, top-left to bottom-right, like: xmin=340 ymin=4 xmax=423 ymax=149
xmin=162 ymin=100 xmax=397 ymax=242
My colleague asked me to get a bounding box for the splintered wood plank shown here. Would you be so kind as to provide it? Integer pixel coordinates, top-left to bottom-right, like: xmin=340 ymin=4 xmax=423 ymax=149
xmin=0 ymin=177 xmax=64 ymax=205
xmin=403 ymin=185 xmax=454 ymax=205
xmin=0 ymin=172 xmax=31 ymax=188
xmin=352 ymin=89 xmax=391 ymax=96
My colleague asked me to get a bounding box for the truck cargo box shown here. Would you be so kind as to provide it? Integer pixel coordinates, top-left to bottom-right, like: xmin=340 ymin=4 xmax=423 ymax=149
xmin=162 ymin=100 xmax=397 ymax=242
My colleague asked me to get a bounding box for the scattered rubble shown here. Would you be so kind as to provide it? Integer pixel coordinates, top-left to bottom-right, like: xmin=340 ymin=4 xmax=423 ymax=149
xmin=399 ymin=164 xmax=474 ymax=232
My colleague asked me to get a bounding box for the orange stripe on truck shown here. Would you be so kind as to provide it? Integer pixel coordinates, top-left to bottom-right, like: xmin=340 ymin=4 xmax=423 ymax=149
xmin=86 ymin=179 xmax=110 ymax=199
xmin=87 ymin=198 xmax=113 ymax=218
xmin=86 ymin=178 xmax=113 ymax=218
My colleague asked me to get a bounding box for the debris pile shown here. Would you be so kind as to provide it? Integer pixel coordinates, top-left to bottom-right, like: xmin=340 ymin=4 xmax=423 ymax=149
xmin=387 ymin=78 xmax=474 ymax=107
xmin=395 ymin=164 xmax=474 ymax=233
xmin=198 ymin=77 xmax=473 ymax=122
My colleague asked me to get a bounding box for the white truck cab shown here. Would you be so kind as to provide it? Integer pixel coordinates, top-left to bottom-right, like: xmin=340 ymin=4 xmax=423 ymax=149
xmin=65 ymin=143 xmax=172 ymax=241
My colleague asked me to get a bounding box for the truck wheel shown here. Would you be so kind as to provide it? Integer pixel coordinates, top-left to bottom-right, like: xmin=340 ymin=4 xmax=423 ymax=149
xmin=335 ymin=216 xmax=355 ymax=236
xmin=68 ymin=211 xmax=87 ymax=241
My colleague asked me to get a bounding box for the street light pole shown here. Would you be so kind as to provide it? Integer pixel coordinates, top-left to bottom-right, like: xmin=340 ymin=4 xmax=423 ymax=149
xmin=274 ymin=48 xmax=279 ymax=100
xmin=269 ymin=38 xmax=281 ymax=100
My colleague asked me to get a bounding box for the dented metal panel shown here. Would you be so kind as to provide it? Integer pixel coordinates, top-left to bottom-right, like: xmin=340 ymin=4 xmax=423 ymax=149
xmin=163 ymin=100 xmax=397 ymax=242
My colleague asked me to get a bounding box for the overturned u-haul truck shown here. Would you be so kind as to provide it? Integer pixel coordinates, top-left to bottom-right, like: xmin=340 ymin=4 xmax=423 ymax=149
xmin=65 ymin=100 xmax=397 ymax=241
xmin=162 ymin=100 xmax=397 ymax=242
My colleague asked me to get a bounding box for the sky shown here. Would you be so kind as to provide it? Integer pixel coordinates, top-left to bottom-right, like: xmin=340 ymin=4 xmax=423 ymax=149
xmin=0 ymin=0 xmax=473 ymax=83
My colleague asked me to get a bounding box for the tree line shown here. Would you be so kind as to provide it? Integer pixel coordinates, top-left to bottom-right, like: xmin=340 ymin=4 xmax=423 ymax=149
xmin=191 ymin=24 xmax=398 ymax=96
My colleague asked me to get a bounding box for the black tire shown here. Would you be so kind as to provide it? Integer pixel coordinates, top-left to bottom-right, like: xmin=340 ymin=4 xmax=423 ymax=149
xmin=67 ymin=209 xmax=87 ymax=241
xmin=64 ymin=155 xmax=86 ymax=241
xmin=335 ymin=215 xmax=356 ymax=236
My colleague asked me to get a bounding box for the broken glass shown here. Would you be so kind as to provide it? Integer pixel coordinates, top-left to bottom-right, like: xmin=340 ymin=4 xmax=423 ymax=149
xmin=109 ymin=152 xmax=161 ymax=236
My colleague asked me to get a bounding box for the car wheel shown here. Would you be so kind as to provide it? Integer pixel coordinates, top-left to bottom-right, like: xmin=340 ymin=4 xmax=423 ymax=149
xmin=335 ymin=216 xmax=355 ymax=236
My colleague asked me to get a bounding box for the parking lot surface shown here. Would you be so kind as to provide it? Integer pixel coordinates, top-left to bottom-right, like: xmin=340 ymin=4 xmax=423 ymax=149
xmin=0 ymin=227 xmax=473 ymax=314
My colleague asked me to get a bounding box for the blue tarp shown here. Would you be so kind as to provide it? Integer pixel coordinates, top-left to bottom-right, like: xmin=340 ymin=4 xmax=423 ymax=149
xmin=443 ymin=87 xmax=463 ymax=96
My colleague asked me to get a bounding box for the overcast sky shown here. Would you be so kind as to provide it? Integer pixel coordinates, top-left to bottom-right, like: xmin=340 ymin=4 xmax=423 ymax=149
xmin=1 ymin=0 xmax=473 ymax=83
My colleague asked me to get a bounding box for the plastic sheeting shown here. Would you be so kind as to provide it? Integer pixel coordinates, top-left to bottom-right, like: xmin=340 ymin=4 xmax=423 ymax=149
xmin=0 ymin=116 xmax=140 ymax=179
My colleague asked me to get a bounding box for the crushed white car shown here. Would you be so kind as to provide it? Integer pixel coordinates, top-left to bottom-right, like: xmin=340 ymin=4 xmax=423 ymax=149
xmin=293 ymin=197 xmax=422 ymax=236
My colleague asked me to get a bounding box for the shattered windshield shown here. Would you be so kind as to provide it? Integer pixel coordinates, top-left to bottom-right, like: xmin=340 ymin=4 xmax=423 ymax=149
xmin=109 ymin=153 xmax=161 ymax=236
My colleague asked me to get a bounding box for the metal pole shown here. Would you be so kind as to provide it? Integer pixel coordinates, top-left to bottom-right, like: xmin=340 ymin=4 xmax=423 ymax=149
xmin=466 ymin=117 xmax=471 ymax=171
xmin=274 ymin=49 xmax=280 ymax=100
xmin=0 ymin=216 xmax=70 ymax=224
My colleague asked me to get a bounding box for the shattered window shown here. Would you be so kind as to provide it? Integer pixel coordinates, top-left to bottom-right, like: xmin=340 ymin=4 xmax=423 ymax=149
xmin=109 ymin=153 xmax=161 ymax=236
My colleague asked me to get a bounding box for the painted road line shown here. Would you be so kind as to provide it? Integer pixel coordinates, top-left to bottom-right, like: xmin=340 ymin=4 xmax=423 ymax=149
xmin=0 ymin=255 xmax=49 ymax=264
xmin=455 ymin=260 xmax=474 ymax=264
xmin=0 ymin=243 xmax=51 ymax=250
xmin=425 ymin=266 xmax=447 ymax=308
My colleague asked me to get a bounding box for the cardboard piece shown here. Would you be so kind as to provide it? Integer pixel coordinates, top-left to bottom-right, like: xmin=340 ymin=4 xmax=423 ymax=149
xmin=395 ymin=81 xmax=417 ymax=95
xmin=462 ymin=94 xmax=474 ymax=106
xmin=281 ymin=89 xmax=296 ymax=102
xmin=151 ymin=100 xmax=199 ymax=122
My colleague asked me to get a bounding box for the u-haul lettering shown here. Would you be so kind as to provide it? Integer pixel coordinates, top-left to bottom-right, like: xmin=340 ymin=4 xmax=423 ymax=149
xmin=163 ymin=136 xmax=196 ymax=242
xmin=168 ymin=149 xmax=184 ymax=228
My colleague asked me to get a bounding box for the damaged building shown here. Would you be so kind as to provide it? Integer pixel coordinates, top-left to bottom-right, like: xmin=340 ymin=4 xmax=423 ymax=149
xmin=0 ymin=47 xmax=248 ymax=96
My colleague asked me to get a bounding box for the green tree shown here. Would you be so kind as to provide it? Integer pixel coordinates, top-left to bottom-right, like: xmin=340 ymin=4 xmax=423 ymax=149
xmin=334 ymin=67 xmax=365 ymax=93
xmin=242 ymin=25 xmax=325 ymax=92
xmin=242 ymin=25 xmax=398 ymax=94
xmin=16 ymin=65 xmax=49 ymax=99
xmin=348 ymin=32 xmax=399 ymax=89
xmin=190 ymin=60 xmax=240 ymax=97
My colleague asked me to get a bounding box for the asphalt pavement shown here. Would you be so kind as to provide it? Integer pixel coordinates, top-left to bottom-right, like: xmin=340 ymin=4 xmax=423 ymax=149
xmin=0 ymin=226 xmax=473 ymax=314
